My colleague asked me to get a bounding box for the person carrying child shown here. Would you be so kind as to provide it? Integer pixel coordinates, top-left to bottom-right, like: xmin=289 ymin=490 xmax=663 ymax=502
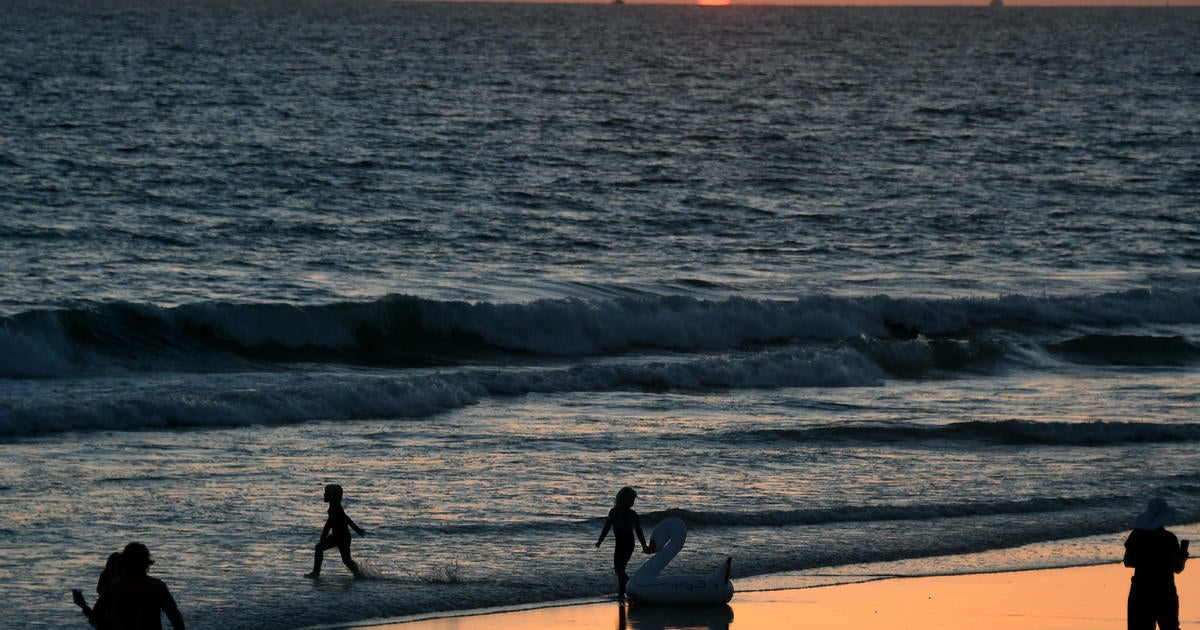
xmin=91 ymin=543 xmax=185 ymax=630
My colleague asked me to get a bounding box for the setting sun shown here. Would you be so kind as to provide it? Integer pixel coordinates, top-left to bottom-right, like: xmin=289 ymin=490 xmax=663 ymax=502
xmin=698 ymin=0 xmax=732 ymax=5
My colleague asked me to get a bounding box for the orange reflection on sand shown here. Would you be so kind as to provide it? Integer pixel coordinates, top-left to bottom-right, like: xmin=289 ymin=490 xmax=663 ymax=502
xmin=361 ymin=563 xmax=1199 ymax=630
xmin=728 ymin=566 xmax=1129 ymax=629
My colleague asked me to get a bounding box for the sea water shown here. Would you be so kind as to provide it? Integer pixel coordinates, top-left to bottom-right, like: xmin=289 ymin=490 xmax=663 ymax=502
xmin=2 ymin=1 xmax=1199 ymax=628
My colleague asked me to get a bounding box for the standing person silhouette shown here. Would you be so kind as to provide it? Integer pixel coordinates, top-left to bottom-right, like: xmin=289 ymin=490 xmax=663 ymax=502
xmin=1124 ymin=497 xmax=1189 ymax=630
xmin=595 ymin=486 xmax=650 ymax=600
xmin=306 ymin=483 xmax=366 ymax=578
xmin=91 ymin=543 xmax=185 ymax=630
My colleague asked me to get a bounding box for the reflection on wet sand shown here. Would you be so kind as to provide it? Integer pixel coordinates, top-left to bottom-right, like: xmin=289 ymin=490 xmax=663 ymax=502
xmin=341 ymin=562 xmax=1200 ymax=630
xmin=619 ymin=603 xmax=733 ymax=630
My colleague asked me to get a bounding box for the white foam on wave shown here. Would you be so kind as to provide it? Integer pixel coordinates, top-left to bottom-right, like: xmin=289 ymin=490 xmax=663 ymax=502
xmin=3 ymin=289 xmax=1200 ymax=379
xmin=0 ymin=346 xmax=883 ymax=436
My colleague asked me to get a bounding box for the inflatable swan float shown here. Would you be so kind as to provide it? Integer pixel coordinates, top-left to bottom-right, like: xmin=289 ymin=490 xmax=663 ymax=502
xmin=626 ymin=516 xmax=733 ymax=606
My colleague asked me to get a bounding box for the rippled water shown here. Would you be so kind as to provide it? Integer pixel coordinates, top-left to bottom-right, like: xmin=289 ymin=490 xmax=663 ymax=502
xmin=4 ymin=2 xmax=1199 ymax=309
xmin=2 ymin=2 xmax=1199 ymax=628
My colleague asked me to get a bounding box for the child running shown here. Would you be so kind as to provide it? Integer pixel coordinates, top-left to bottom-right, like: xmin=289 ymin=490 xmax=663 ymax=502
xmin=305 ymin=483 xmax=366 ymax=578
xmin=595 ymin=486 xmax=650 ymax=599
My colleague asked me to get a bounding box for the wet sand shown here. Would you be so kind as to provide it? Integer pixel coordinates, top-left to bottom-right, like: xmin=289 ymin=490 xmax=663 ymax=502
xmin=315 ymin=561 xmax=1198 ymax=629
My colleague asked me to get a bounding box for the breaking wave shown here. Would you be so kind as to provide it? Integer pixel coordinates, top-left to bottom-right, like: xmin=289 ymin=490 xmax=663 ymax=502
xmin=2 ymin=288 xmax=1198 ymax=379
xmin=726 ymin=419 xmax=1200 ymax=447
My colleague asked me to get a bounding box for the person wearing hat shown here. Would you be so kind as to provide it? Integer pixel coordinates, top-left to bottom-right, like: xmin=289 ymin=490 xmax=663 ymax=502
xmin=91 ymin=542 xmax=185 ymax=630
xmin=1124 ymin=497 xmax=1188 ymax=630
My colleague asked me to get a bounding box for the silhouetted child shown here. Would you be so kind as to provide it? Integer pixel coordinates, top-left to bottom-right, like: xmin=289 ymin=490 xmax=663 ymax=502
xmin=72 ymin=550 xmax=122 ymax=626
xmin=306 ymin=483 xmax=366 ymax=578
xmin=595 ymin=486 xmax=649 ymax=599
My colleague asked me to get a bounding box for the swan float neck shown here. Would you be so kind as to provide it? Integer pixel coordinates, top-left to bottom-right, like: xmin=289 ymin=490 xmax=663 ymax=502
xmin=626 ymin=516 xmax=733 ymax=606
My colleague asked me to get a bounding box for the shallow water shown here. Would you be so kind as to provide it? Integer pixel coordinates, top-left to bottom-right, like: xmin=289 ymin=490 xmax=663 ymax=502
xmin=7 ymin=368 xmax=1200 ymax=627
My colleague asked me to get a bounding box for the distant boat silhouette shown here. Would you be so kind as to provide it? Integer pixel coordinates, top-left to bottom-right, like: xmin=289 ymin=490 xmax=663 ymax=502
xmin=989 ymin=0 xmax=1002 ymax=6
xmin=613 ymin=0 xmax=625 ymax=4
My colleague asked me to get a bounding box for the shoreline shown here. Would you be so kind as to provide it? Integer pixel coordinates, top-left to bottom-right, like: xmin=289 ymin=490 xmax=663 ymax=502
xmin=304 ymin=524 xmax=1200 ymax=630
xmin=308 ymin=560 xmax=1198 ymax=630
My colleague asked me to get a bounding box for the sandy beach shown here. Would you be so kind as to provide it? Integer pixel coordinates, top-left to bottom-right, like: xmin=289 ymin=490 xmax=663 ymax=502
xmin=317 ymin=562 xmax=1199 ymax=630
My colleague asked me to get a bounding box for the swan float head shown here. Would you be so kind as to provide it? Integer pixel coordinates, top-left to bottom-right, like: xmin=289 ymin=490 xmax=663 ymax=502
xmin=626 ymin=516 xmax=734 ymax=606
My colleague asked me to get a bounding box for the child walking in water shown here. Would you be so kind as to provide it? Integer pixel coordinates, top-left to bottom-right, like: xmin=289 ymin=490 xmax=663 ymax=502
xmin=595 ymin=486 xmax=650 ymax=599
xmin=306 ymin=483 xmax=366 ymax=578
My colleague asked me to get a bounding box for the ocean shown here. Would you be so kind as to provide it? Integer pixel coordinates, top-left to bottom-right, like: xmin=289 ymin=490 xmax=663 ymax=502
xmin=2 ymin=1 xmax=1199 ymax=628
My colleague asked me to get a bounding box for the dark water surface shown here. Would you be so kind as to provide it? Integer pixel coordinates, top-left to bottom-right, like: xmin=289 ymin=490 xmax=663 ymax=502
xmin=2 ymin=2 xmax=1199 ymax=628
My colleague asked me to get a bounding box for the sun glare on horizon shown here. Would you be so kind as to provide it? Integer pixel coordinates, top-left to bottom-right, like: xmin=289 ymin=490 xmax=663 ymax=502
xmin=698 ymin=0 xmax=732 ymax=5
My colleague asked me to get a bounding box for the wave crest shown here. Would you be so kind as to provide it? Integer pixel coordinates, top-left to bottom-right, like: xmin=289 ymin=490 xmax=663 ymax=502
xmin=727 ymin=420 xmax=1200 ymax=447
xmin=2 ymin=288 xmax=1197 ymax=379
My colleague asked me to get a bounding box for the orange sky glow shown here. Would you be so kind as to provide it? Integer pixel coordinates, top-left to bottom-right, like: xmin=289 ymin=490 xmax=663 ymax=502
xmin=706 ymin=0 xmax=1200 ymax=3
xmin=696 ymin=0 xmax=1200 ymax=4
xmin=437 ymin=0 xmax=1200 ymax=5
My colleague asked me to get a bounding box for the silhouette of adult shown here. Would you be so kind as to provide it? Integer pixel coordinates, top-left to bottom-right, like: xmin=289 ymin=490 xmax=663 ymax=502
xmin=92 ymin=543 xmax=185 ymax=630
xmin=1124 ymin=498 xmax=1188 ymax=630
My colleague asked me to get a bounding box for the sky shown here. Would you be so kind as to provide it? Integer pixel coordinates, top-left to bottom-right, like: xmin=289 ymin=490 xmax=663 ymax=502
xmin=436 ymin=0 xmax=1200 ymax=6
xmin=713 ymin=0 xmax=1200 ymax=3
